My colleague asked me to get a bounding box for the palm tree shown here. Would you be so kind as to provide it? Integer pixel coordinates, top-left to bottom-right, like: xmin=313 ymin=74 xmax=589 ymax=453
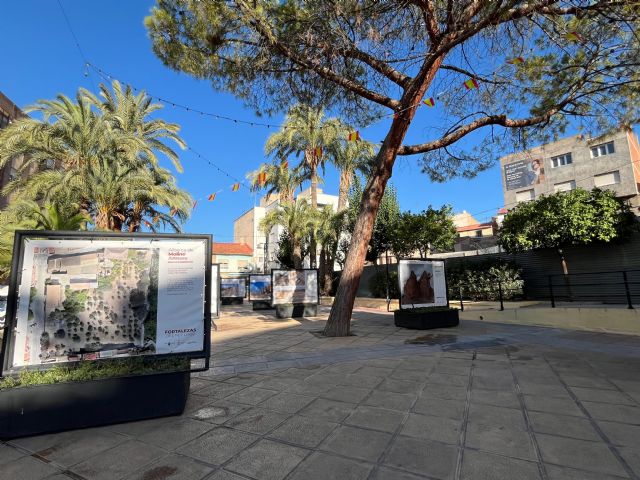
xmin=247 ymin=160 xmax=307 ymax=205
xmin=7 ymin=200 xmax=88 ymax=231
xmin=313 ymin=206 xmax=346 ymax=295
xmin=264 ymin=105 xmax=343 ymax=209
xmin=328 ymin=139 xmax=376 ymax=212
xmin=260 ymin=200 xmax=315 ymax=269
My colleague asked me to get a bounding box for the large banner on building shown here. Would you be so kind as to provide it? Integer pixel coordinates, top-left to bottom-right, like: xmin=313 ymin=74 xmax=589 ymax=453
xmin=220 ymin=277 xmax=246 ymax=298
xmin=271 ymin=269 xmax=319 ymax=305
xmin=504 ymin=158 xmax=545 ymax=190
xmin=249 ymin=274 xmax=272 ymax=302
xmin=2 ymin=232 xmax=210 ymax=373
xmin=398 ymin=260 xmax=447 ymax=309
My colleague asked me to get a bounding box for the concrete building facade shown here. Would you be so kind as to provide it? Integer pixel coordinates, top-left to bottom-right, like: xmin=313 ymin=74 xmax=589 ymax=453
xmin=211 ymin=242 xmax=254 ymax=274
xmin=0 ymin=91 xmax=31 ymax=209
xmin=500 ymin=129 xmax=640 ymax=210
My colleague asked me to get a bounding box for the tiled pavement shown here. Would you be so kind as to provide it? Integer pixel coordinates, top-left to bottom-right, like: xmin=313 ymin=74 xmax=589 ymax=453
xmin=2 ymin=305 xmax=640 ymax=480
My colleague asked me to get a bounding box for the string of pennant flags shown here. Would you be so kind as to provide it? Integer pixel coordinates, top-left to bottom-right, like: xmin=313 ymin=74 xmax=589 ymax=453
xmin=86 ymin=30 xmax=600 ymax=214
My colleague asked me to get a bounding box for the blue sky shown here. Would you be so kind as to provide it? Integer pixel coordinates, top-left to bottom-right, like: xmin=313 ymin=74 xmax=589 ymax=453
xmin=3 ymin=1 xmax=527 ymax=240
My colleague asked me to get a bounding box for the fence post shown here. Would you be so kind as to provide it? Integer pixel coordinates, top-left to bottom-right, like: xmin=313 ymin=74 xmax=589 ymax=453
xmin=459 ymin=286 xmax=464 ymax=312
xmin=548 ymin=276 xmax=555 ymax=308
xmin=623 ymin=271 xmax=633 ymax=310
xmin=498 ymin=281 xmax=504 ymax=311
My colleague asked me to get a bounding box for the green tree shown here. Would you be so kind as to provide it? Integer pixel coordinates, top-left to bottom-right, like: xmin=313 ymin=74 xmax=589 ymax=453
xmin=247 ymin=160 xmax=306 ymax=205
xmin=327 ymin=138 xmax=376 ymax=212
xmin=391 ymin=206 xmax=457 ymax=258
xmin=260 ymin=200 xmax=315 ymax=268
xmin=147 ymin=1 xmax=640 ymax=335
xmin=6 ymin=200 xmax=88 ymax=231
xmin=498 ymin=188 xmax=637 ymax=253
xmin=312 ymin=206 xmax=346 ymax=295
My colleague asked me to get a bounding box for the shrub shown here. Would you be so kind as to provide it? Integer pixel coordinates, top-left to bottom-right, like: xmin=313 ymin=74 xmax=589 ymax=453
xmin=368 ymin=270 xmax=400 ymax=299
xmin=448 ymin=259 xmax=523 ymax=301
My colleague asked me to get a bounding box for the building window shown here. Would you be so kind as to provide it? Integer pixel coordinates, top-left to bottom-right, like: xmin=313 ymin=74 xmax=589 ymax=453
xmin=475 ymin=230 xmax=483 ymax=237
xmin=551 ymin=153 xmax=572 ymax=168
xmin=554 ymin=180 xmax=576 ymax=193
xmin=594 ymin=170 xmax=621 ymax=187
xmin=515 ymin=189 xmax=535 ymax=202
xmin=237 ymin=260 xmax=248 ymax=270
xmin=220 ymin=260 xmax=229 ymax=271
xmin=590 ymin=141 xmax=615 ymax=158
xmin=0 ymin=113 xmax=10 ymax=129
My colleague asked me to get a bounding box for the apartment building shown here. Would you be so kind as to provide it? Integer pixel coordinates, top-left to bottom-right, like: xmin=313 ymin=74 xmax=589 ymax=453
xmin=0 ymin=91 xmax=30 ymax=209
xmin=500 ymin=129 xmax=640 ymax=210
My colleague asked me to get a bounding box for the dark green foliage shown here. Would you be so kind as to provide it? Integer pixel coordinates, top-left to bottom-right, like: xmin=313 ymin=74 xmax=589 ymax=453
xmin=368 ymin=270 xmax=399 ymax=299
xmin=448 ymin=260 xmax=524 ymax=301
xmin=499 ymin=188 xmax=638 ymax=253
xmin=39 ymin=332 xmax=50 ymax=351
xmin=62 ymin=288 xmax=87 ymax=314
xmin=391 ymin=206 xmax=457 ymax=258
xmin=275 ymin=231 xmax=296 ymax=269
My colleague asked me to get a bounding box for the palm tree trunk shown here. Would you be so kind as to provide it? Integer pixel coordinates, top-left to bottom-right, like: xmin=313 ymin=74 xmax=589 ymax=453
xmin=293 ymin=241 xmax=303 ymax=269
xmin=337 ymin=169 xmax=352 ymax=212
xmin=323 ymin=249 xmax=334 ymax=296
xmin=319 ymin=247 xmax=326 ymax=293
xmin=309 ymin=156 xmax=318 ymax=268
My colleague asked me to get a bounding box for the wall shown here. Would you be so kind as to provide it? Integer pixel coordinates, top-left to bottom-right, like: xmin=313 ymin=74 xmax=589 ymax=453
xmin=212 ymin=253 xmax=253 ymax=274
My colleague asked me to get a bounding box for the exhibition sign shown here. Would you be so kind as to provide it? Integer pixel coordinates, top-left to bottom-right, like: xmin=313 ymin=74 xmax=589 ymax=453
xmin=220 ymin=277 xmax=246 ymax=298
xmin=248 ymin=274 xmax=272 ymax=302
xmin=503 ymin=158 xmax=545 ymax=190
xmin=1 ymin=231 xmax=212 ymax=375
xmin=211 ymin=263 xmax=220 ymax=318
xmin=271 ymin=269 xmax=319 ymax=305
xmin=397 ymin=259 xmax=448 ymax=309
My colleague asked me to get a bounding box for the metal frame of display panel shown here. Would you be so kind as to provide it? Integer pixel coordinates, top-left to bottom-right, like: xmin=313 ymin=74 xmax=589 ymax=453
xmin=220 ymin=275 xmax=248 ymax=299
xmin=270 ymin=268 xmax=320 ymax=305
xmin=211 ymin=263 xmax=221 ymax=318
xmin=396 ymin=258 xmax=449 ymax=310
xmin=1 ymin=230 xmax=212 ymax=376
xmin=248 ymin=274 xmax=273 ymax=302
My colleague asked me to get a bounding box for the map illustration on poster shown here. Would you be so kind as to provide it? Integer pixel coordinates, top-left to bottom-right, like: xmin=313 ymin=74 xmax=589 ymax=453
xmin=398 ymin=260 xmax=447 ymax=308
xmin=504 ymin=158 xmax=545 ymax=190
xmin=5 ymin=235 xmax=208 ymax=371
xmin=272 ymin=269 xmax=318 ymax=305
xmin=249 ymin=275 xmax=272 ymax=301
xmin=220 ymin=278 xmax=246 ymax=298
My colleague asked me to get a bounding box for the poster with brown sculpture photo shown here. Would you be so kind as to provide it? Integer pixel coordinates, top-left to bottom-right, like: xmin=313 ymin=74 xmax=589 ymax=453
xmin=398 ymin=260 xmax=448 ymax=308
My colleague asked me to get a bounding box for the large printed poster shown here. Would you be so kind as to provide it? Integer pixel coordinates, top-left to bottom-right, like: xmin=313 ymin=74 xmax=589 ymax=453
xmin=398 ymin=260 xmax=447 ymax=308
xmin=504 ymin=158 xmax=545 ymax=190
xmin=220 ymin=277 xmax=246 ymax=298
xmin=8 ymin=237 xmax=207 ymax=369
xmin=249 ymin=275 xmax=272 ymax=301
xmin=272 ymin=269 xmax=318 ymax=305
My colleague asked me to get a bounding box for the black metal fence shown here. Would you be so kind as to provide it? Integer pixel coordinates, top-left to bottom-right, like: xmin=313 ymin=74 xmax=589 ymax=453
xmin=548 ymin=270 xmax=640 ymax=309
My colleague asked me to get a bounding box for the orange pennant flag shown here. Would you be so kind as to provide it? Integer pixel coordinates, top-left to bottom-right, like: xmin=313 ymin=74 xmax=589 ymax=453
xmin=208 ymin=193 xmax=216 ymax=201
xmin=347 ymin=131 xmax=361 ymax=141
xmin=507 ymin=57 xmax=525 ymax=65
xmin=152 ymin=216 xmax=159 ymax=225
xmin=143 ymin=220 xmax=152 ymax=228
xmin=231 ymin=183 xmax=240 ymax=192
xmin=170 ymin=208 xmax=177 ymax=217
xmin=257 ymin=171 xmax=267 ymax=186
xmin=564 ymin=32 xmax=583 ymax=43
xmin=313 ymin=146 xmax=323 ymax=158
xmin=463 ymin=78 xmax=479 ymax=90
xmin=422 ymin=97 xmax=435 ymax=107
xmin=281 ymin=159 xmax=289 ymax=169
xmin=192 ymin=200 xmax=198 ymax=210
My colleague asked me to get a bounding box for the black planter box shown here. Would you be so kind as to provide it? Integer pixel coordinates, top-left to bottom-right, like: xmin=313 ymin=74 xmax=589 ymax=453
xmin=221 ymin=297 xmax=244 ymax=305
xmin=0 ymin=371 xmax=190 ymax=440
xmin=252 ymin=301 xmax=273 ymax=310
xmin=394 ymin=308 xmax=459 ymax=330
xmin=275 ymin=304 xmax=318 ymax=318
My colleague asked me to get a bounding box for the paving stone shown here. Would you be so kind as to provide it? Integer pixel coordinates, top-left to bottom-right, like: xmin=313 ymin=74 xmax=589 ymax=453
xmin=617 ymin=446 xmax=640 ymax=477
xmin=460 ymin=449 xmax=542 ymax=480
xmin=258 ymin=392 xmax=315 ymax=413
xmin=225 ymin=439 xmax=308 ymax=480
xmin=356 ymin=366 xmax=395 ymax=378
xmin=207 ymin=469 xmax=255 ymax=480
xmin=224 ymin=387 xmax=280 ymax=405
xmin=71 ymin=440 xmax=166 ymax=480
xmin=138 ymin=418 xmax=214 ymax=450
xmin=412 ymin=396 xmax=465 ymax=419
xmin=193 ymin=382 xmax=246 ymax=399
xmin=433 ymin=365 xmax=471 ymax=376
xmin=345 ymin=405 xmax=406 ymax=433
xmin=298 ymin=398 xmax=356 ymax=422
xmin=467 ymin=403 xmax=527 ymax=431
xmin=287 ymin=452 xmax=373 ymax=480
xmin=465 ymin=422 xmax=537 ymax=461
xmin=0 ymin=443 xmax=24 ymax=467
xmin=528 ymin=411 xmax=600 ymax=441
xmin=383 ymin=436 xmax=458 ymax=479
xmin=223 ymin=373 xmax=271 ymax=386
xmin=420 ymin=383 xmax=467 ymax=401
xmin=321 ymin=425 xmax=392 ymax=462
xmin=268 ymin=415 xmax=338 ymax=448
xmin=535 ymin=433 xmax=628 ymax=477
xmin=470 ymin=387 xmax=520 ymax=409
xmin=339 ymin=373 xmax=385 ymax=388
xmin=400 ymin=413 xmax=461 ymax=445
xmin=189 ymin=399 xmax=252 ymax=424
xmin=598 ymin=420 xmax=640 ymax=447
xmin=561 ymin=375 xmax=618 ymax=390
xmin=175 ymin=427 xmax=258 ymax=465
xmin=582 ymin=401 xmax=640 ymax=424
xmin=570 ymin=387 xmax=636 ymax=405
xmin=545 ymin=464 xmax=630 ymax=480
xmin=253 ymin=377 xmax=300 ymax=391
xmin=0 ymin=455 xmax=61 ymax=480
xmin=371 ymin=467 xmax=429 ymax=480
xmin=124 ymin=453 xmax=214 ymax=480
xmin=377 ymin=378 xmax=425 ymax=394
xmin=224 ymin=407 xmax=290 ymax=434
xmin=321 ymin=385 xmax=372 ymax=403
xmin=391 ymin=369 xmax=432 ymax=382
xmin=518 ymin=381 xmax=571 ymax=398
xmin=363 ymin=390 xmax=417 ymax=411
xmin=472 ymin=375 xmax=516 ymax=391
xmin=428 ymin=373 xmax=469 ymax=387
xmin=523 ymin=394 xmax=585 ymax=417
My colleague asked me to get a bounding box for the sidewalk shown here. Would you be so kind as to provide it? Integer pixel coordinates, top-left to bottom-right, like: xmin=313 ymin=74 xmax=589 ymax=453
xmin=2 ymin=304 xmax=640 ymax=480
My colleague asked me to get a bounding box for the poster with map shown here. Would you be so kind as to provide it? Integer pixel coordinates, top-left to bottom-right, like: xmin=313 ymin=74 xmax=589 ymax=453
xmin=398 ymin=260 xmax=447 ymax=309
xmin=3 ymin=234 xmax=209 ymax=371
xmin=271 ymin=269 xmax=318 ymax=305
